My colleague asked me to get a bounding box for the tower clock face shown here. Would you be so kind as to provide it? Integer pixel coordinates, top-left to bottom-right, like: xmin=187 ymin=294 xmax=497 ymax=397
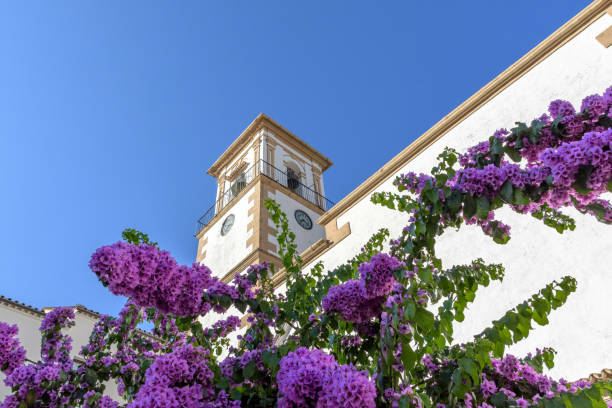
xmin=294 ymin=210 xmax=312 ymax=230
xmin=221 ymin=214 xmax=235 ymax=236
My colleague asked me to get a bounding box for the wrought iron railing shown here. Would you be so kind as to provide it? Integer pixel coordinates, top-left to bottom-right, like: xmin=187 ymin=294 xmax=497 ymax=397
xmin=260 ymin=160 xmax=334 ymax=212
xmin=194 ymin=159 xmax=333 ymax=236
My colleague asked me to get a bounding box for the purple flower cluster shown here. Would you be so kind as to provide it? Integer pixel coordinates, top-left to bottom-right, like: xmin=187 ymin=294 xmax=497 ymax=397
xmin=89 ymin=242 xmax=242 ymax=316
xmin=549 ymin=100 xmax=576 ymax=118
xmin=128 ymin=344 xmax=215 ymax=408
xmin=232 ymin=263 xmax=268 ymax=299
xmin=3 ymin=362 xmax=73 ymax=408
xmin=322 ymin=280 xmax=383 ymax=323
xmin=277 ymin=347 xmax=337 ymax=407
xmin=453 ymin=164 xmax=550 ymax=200
xmin=384 ymin=384 xmax=422 ymax=408
xmin=459 ymin=129 xmax=509 ymax=167
xmin=420 ymin=353 xmax=594 ymax=408
xmin=206 ymin=315 xmax=241 ymax=341
xmin=83 ymin=393 xmax=118 ymax=408
xmin=277 ymin=347 xmax=376 ymax=408
xmin=322 ymin=254 xmax=402 ymax=323
xmin=0 ymin=323 xmax=25 ymax=375
xmin=395 ymin=172 xmax=435 ymax=195
xmin=359 ymin=253 xmax=404 ymax=299
xmin=488 ymin=354 xmax=560 ymax=399
xmin=40 ymin=307 xmax=75 ymax=371
xmin=540 ymin=128 xmax=612 ymax=210
xmin=581 ymin=94 xmax=608 ymax=119
xmin=317 ymin=364 xmax=377 ymax=408
xmin=40 ymin=306 xmax=74 ymax=331
xmin=411 ymin=86 xmax=612 ymax=234
xmin=341 ymin=335 xmax=363 ymax=348
xmin=520 ymin=90 xmax=611 ymax=164
xmin=421 ymin=354 xmax=439 ymax=373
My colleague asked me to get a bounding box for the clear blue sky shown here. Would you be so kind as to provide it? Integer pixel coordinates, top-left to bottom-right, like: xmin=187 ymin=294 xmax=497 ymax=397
xmin=0 ymin=1 xmax=591 ymax=317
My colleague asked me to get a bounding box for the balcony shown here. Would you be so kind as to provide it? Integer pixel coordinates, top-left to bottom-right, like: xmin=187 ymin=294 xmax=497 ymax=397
xmin=194 ymin=159 xmax=334 ymax=236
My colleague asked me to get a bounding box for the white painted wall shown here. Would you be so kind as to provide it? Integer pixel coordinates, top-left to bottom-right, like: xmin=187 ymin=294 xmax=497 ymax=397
xmin=266 ymin=188 xmax=326 ymax=255
xmin=200 ymin=186 xmax=255 ymax=279
xmin=0 ymin=307 xmax=43 ymax=365
xmin=0 ymin=306 xmax=121 ymax=401
xmin=298 ymin=14 xmax=612 ymax=380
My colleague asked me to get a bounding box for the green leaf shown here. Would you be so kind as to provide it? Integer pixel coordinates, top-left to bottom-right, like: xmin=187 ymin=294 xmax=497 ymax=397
xmin=230 ymin=388 xmax=242 ymax=401
xmin=404 ymin=302 xmax=416 ymax=320
xmin=490 ymin=391 xmax=507 ymax=408
xmin=85 ymin=368 xmax=98 ymax=387
xmin=262 ymin=350 xmax=280 ymax=369
xmin=528 ymin=119 xmax=544 ymax=144
xmin=572 ymin=181 xmax=592 ymax=195
xmin=464 ymin=195 xmax=476 ymax=219
xmin=217 ymin=377 xmax=230 ymax=390
xmin=573 ymin=164 xmax=595 ymax=194
xmin=583 ymin=385 xmax=601 ymax=402
xmin=243 ymin=361 xmax=256 ymax=379
xmin=447 ymin=190 xmax=462 ymax=213
xmin=551 ymin=115 xmax=564 ymax=136
xmin=401 ymin=340 xmax=417 ymax=372
xmin=513 ymin=189 xmax=530 ymax=206
xmin=504 ymin=145 xmax=522 ymax=162
xmin=458 ymin=357 xmax=478 ymax=384
xmin=476 ymin=196 xmax=490 ymax=220
xmin=425 ymin=188 xmax=439 ymax=204
xmin=569 ymin=392 xmax=593 ymax=408
xmin=607 ymin=179 xmax=612 ymax=193
xmin=500 ymin=180 xmax=513 ymax=202
xmin=414 ymin=308 xmax=435 ymax=332
xmin=491 ymin=137 xmax=504 ymax=155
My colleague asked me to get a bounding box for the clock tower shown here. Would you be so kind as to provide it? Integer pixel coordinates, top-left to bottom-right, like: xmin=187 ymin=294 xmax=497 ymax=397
xmin=194 ymin=114 xmax=334 ymax=283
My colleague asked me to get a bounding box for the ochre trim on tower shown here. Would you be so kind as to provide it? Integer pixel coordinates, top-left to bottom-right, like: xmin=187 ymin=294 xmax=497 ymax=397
xmin=196 ymin=236 xmax=208 ymax=263
xmin=317 ymin=0 xmax=612 ymax=229
xmin=245 ymin=180 xmax=278 ymax=255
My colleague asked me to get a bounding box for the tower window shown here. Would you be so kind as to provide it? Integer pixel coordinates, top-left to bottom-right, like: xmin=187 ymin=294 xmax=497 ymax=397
xmin=230 ymin=173 xmax=246 ymax=198
xmin=286 ymin=167 xmax=301 ymax=193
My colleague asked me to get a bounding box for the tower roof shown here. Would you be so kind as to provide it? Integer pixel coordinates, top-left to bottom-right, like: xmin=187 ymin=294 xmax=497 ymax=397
xmin=207 ymin=113 xmax=333 ymax=178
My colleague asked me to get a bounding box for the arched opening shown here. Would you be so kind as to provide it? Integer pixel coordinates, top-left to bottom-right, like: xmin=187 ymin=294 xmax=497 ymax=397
xmin=285 ymin=161 xmax=302 ymax=193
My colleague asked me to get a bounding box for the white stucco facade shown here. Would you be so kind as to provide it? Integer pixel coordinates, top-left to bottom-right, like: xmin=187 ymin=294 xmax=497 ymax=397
xmin=0 ymin=302 xmax=121 ymax=400
xmin=294 ymin=11 xmax=612 ymax=380
xmin=200 ymin=188 xmax=255 ymax=279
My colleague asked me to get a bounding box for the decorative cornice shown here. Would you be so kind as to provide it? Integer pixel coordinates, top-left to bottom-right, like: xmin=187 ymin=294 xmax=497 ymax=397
xmin=318 ymin=0 xmax=612 ymax=227
xmin=207 ymin=114 xmax=333 ymax=179
xmin=0 ymin=295 xmax=44 ymax=317
xmin=579 ymin=368 xmax=612 ymax=384
xmin=227 ymin=160 xmax=249 ymax=181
